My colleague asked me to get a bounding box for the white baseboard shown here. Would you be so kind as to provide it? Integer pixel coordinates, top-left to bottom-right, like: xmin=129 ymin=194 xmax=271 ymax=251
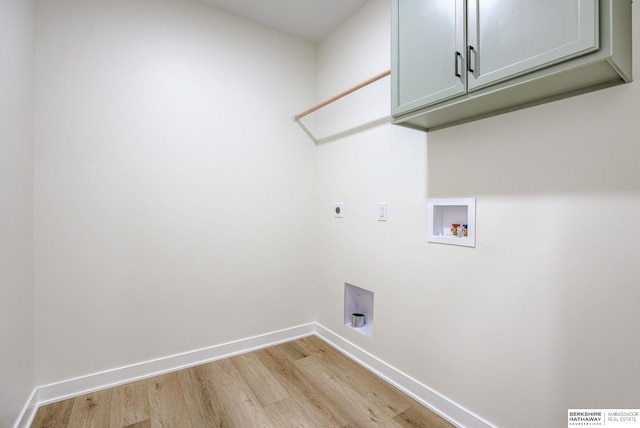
xmin=314 ymin=324 xmax=495 ymax=428
xmin=16 ymin=322 xmax=494 ymax=428
xmin=37 ymin=323 xmax=316 ymax=405
xmin=15 ymin=323 xmax=315 ymax=428
xmin=13 ymin=388 xmax=38 ymax=428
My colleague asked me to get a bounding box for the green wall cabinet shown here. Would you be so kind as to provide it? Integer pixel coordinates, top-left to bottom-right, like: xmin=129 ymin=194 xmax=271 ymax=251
xmin=391 ymin=0 xmax=632 ymax=131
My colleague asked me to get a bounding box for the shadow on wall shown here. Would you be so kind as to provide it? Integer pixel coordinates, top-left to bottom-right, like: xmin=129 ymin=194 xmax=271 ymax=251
xmin=426 ymin=84 xmax=639 ymax=197
xmin=423 ymin=81 xmax=640 ymax=426
xmin=296 ymin=116 xmax=390 ymax=145
xmin=295 ymin=75 xmax=392 ymax=145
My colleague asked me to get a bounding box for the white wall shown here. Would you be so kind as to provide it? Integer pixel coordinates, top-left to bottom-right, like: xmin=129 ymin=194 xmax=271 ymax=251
xmin=26 ymin=0 xmax=640 ymax=426
xmin=34 ymin=0 xmax=317 ymax=386
xmin=315 ymin=1 xmax=640 ymax=427
xmin=0 ymin=0 xmax=35 ymax=425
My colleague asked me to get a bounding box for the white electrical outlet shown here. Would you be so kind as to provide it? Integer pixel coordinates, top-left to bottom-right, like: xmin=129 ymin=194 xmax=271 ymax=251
xmin=334 ymin=202 xmax=344 ymax=218
xmin=378 ymin=202 xmax=387 ymax=221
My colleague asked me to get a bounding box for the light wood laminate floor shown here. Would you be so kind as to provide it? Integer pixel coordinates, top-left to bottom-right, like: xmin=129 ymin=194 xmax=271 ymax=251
xmin=32 ymin=336 xmax=454 ymax=427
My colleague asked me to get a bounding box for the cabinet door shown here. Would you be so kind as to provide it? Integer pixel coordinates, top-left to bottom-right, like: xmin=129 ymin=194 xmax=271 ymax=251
xmin=467 ymin=0 xmax=599 ymax=91
xmin=392 ymin=0 xmax=466 ymax=115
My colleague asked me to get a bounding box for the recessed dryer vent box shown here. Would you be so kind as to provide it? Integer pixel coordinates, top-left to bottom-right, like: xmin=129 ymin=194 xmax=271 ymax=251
xmin=344 ymin=283 xmax=373 ymax=338
xmin=428 ymin=198 xmax=475 ymax=247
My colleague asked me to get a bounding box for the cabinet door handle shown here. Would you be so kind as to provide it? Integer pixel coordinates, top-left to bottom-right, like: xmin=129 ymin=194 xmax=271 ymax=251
xmin=467 ymin=45 xmax=475 ymax=73
xmin=455 ymin=51 xmax=462 ymax=77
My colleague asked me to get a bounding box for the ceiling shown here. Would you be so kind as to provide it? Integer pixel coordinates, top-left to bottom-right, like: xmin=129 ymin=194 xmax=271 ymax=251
xmin=200 ymin=0 xmax=369 ymax=42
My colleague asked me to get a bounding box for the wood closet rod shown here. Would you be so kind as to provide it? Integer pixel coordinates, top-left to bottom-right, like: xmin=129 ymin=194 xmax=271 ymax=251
xmin=294 ymin=69 xmax=391 ymax=120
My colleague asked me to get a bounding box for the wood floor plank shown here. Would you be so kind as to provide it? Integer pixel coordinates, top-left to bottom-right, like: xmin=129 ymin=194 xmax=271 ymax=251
xmin=109 ymin=381 xmax=150 ymax=428
xmin=263 ymin=397 xmax=321 ymax=428
xmin=279 ymin=339 xmax=312 ymax=361
xmin=393 ymin=404 xmax=455 ymax=428
xmin=67 ymin=389 xmax=112 ymax=428
xmin=301 ymin=337 xmax=453 ymax=427
xmin=176 ymin=365 xmax=224 ymax=427
xmin=146 ymin=372 xmax=192 ymax=428
xmin=31 ymin=399 xmax=74 ymax=428
xmin=31 ymin=338 xmax=455 ymax=428
xmin=122 ymin=420 xmax=151 ymax=428
xmin=201 ymin=358 xmax=276 ymax=427
xmin=295 ymin=355 xmax=402 ymax=427
xmin=299 ymin=336 xmax=414 ymax=418
xmin=254 ymin=345 xmax=354 ymax=427
xmin=230 ymin=351 xmax=289 ymax=406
